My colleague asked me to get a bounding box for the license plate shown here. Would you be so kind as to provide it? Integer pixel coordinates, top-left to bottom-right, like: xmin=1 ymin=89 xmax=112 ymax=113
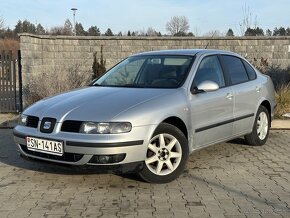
xmin=26 ymin=137 xmax=64 ymax=156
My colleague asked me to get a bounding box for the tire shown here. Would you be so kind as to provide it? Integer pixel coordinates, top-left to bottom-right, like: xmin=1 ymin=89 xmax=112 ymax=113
xmin=245 ymin=105 xmax=270 ymax=146
xmin=138 ymin=123 xmax=189 ymax=183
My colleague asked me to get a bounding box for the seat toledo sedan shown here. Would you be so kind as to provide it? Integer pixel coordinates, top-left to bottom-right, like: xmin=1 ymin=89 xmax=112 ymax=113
xmin=14 ymin=49 xmax=276 ymax=183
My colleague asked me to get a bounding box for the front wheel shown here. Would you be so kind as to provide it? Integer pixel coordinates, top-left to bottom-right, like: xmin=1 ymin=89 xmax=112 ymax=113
xmin=138 ymin=123 xmax=189 ymax=183
xmin=245 ymin=105 xmax=270 ymax=146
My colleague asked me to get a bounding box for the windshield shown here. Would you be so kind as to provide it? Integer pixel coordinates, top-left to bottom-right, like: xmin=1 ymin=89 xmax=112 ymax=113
xmin=93 ymin=55 xmax=194 ymax=88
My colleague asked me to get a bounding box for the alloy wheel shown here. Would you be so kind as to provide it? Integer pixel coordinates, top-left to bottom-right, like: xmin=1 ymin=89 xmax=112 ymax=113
xmin=257 ymin=111 xmax=268 ymax=140
xmin=145 ymin=133 xmax=182 ymax=176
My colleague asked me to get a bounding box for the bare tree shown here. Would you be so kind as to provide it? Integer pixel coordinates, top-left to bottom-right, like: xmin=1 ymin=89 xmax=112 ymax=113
xmin=49 ymin=26 xmax=63 ymax=35
xmin=166 ymin=16 xmax=189 ymax=36
xmin=63 ymin=19 xmax=73 ymax=35
xmin=192 ymin=27 xmax=200 ymax=37
xmin=0 ymin=16 xmax=4 ymax=30
xmin=203 ymin=30 xmax=224 ymax=37
xmin=146 ymin=27 xmax=158 ymax=36
xmin=133 ymin=30 xmax=145 ymax=36
xmin=239 ymin=3 xmax=253 ymax=36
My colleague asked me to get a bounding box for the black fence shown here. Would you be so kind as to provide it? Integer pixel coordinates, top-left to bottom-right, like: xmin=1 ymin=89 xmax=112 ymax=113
xmin=0 ymin=50 xmax=22 ymax=113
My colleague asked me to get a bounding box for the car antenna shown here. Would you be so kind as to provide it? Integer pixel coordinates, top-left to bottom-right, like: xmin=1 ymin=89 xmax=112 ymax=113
xmin=205 ymin=30 xmax=217 ymax=49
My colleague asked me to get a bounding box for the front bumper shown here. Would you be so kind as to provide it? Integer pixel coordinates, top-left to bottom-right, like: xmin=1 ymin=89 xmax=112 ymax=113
xmin=13 ymin=124 xmax=157 ymax=166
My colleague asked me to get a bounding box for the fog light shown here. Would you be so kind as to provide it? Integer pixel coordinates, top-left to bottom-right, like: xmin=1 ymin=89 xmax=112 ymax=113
xmin=89 ymin=154 xmax=126 ymax=164
xmin=98 ymin=155 xmax=110 ymax=164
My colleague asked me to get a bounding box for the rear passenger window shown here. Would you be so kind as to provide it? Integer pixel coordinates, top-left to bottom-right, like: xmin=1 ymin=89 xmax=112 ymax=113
xmin=220 ymin=56 xmax=249 ymax=85
xmin=243 ymin=60 xmax=257 ymax=80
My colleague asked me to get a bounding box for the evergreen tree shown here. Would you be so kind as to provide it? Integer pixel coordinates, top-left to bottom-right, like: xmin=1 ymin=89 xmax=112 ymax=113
xmin=226 ymin=28 xmax=234 ymax=36
xmin=36 ymin=24 xmax=45 ymax=35
xmin=286 ymin=28 xmax=290 ymax=36
xmin=22 ymin=20 xmax=36 ymax=33
xmin=266 ymin=29 xmax=272 ymax=36
xmin=14 ymin=20 xmax=23 ymax=34
xmin=105 ymin=28 xmax=113 ymax=36
xmin=75 ymin=22 xmax=87 ymax=36
xmin=245 ymin=27 xmax=264 ymax=36
xmin=127 ymin=30 xmax=131 ymax=36
xmin=278 ymin=27 xmax=286 ymax=36
xmin=272 ymin=27 xmax=279 ymax=36
xmin=117 ymin=31 xmax=122 ymax=36
xmin=273 ymin=27 xmax=286 ymax=36
xmin=87 ymin=26 xmax=100 ymax=36
xmin=174 ymin=31 xmax=187 ymax=36
xmin=187 ymin=32 xmax=195 ymax=37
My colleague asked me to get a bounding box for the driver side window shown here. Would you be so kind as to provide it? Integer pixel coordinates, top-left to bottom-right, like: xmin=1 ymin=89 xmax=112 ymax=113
xmin=194 ymin=55 xmax=225 ymax=88
xmin=104 ymin=59 xmax=145 ymax=85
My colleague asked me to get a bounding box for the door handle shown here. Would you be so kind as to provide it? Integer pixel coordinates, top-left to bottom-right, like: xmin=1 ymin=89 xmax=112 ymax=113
xmin=226 ymin=93 xmax=233 ymax=100
xmin=256 ymin=86 xmax=261 ymax=93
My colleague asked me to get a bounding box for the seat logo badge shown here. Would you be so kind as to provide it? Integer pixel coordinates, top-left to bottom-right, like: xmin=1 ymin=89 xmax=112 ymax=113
xmin=43 ymin=121 xmax=51 ymax=130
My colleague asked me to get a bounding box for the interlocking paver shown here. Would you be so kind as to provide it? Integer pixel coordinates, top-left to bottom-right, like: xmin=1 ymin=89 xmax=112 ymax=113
xmin=0 ymin=129 xmax=290 ymax=218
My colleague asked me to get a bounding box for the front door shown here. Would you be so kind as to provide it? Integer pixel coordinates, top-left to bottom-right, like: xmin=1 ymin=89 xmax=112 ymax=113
xmin=189 ymin=55 xmax=234 ymax=148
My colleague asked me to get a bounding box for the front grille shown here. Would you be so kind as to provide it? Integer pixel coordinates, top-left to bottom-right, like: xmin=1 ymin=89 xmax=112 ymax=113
xmin=40 ymin=118 xmax=57 ymax=133
xmin=61 ymin=120 xmax=83 ymax=133
xmin=26 ymin=116 xmax=39 ymax=128
xmin=20 ymin=144 xmax=84 ymax=162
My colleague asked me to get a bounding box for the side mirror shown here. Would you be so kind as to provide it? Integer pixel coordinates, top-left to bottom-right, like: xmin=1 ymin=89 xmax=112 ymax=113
xmin=191 ymin=80 xmax=219 ymax=94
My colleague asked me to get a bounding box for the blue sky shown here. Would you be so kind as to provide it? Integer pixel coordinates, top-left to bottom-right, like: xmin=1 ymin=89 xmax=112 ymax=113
xmin=1 ymin=0 xmax=290 ymax=35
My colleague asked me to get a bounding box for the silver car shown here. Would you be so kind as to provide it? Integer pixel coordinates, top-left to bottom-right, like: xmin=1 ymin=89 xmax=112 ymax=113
xmin=13 ymin=49 xmax=276 ymax=183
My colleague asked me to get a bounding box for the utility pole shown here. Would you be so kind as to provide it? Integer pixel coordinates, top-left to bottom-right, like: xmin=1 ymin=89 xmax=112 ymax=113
xmin=71 ymin=8 xmax=78 ymax=36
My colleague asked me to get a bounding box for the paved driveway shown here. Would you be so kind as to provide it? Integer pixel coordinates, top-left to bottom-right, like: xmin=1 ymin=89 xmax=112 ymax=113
xmin=0 ymin=129 xmax=289 ymax=218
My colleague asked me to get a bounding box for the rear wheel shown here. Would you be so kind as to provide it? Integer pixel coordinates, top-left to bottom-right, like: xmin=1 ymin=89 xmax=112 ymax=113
xmin=138 ymin=123 xmax=188 ymax=183
xmin=245 ymin=105 xmax=270 ymax=146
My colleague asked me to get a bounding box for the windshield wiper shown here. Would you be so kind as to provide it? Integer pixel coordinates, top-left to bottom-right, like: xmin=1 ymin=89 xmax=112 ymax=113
xmin=90 ymin=83 xmax=145 ymax=88
xmin=90 ymin=83 xmax=102 ymax=86
xmin=123 ymin=84 xmax=145 ymax=88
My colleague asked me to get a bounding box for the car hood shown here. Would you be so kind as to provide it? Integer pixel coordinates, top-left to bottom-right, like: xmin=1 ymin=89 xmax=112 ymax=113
xmin=24 ymin=86 xmax=173 ymax=123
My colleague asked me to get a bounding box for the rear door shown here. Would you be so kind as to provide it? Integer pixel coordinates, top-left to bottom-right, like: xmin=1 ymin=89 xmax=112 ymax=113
xmin=190 ymin=55 xmax=234 ymax=147
xmin=219 ymin=55 xmax=260 ymax=136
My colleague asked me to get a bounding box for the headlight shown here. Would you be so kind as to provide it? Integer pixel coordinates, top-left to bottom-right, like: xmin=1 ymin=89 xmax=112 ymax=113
xmin=80 ymin=122 xmax=132 ymax=134
xmin=18 ymin=114 xmax=28 ymax=126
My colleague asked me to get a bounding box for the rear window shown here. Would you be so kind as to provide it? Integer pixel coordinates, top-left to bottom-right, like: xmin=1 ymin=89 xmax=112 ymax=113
xmin=220 ymin=55 xmax=249 ymax=85
xmin=243 ymin=60 xmax=257 ymax=80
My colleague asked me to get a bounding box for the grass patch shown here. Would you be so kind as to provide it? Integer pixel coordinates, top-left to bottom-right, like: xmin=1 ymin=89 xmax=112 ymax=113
xmin=275 ymin=83 xmax=290 ymax=119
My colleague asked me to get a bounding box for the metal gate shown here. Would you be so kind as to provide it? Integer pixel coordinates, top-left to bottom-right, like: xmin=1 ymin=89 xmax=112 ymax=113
xmin=0 ymin=50 xmax=22 ymax=113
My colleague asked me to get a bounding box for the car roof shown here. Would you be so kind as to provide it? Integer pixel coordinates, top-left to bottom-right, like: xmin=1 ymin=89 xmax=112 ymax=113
xmin=131 ymin=49 xmax=240 ymax=57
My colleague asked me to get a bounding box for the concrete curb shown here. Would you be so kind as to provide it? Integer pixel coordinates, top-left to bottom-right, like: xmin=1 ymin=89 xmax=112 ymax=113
xmin=0 ymin=114 xmax=18 ymax=129
xmin=271 ymin=119 xmax=290 ymax=130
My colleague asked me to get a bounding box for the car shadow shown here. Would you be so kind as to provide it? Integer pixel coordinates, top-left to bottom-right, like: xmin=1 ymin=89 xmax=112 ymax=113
xmin=227 ymin=137 xmax=247 ymax=145
xmin=0 ymin=129 xmax=263 ymax=181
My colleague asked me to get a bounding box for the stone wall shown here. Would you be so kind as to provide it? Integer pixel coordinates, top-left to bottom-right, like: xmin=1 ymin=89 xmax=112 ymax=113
xmin=20 ymin=33 xmax=290 ymax=87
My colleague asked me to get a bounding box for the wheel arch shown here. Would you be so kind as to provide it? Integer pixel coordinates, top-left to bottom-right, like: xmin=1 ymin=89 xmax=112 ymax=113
xmin=260 ymin=100 xmax=272 ymax=123
xmin=161 ymin=116 xmax=188 ymax=139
